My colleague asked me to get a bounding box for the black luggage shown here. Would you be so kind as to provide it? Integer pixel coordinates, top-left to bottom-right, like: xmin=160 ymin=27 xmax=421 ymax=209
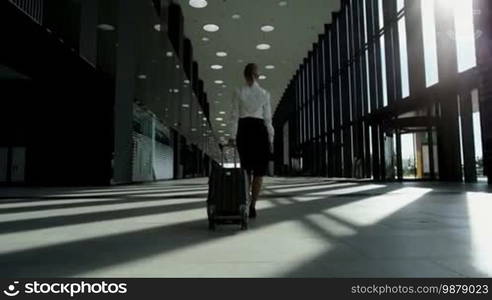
xmin=207 ymin=147 xmax=250 ymax=230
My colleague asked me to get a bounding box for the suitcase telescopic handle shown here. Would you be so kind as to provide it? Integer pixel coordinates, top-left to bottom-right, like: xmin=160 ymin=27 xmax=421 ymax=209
xmin=221 ymin=145 xmax=239 ymax=168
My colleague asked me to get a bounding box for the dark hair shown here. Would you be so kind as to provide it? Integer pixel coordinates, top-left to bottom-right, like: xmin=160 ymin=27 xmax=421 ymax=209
xmin=244 ymin=63 xmax=258 ymax=85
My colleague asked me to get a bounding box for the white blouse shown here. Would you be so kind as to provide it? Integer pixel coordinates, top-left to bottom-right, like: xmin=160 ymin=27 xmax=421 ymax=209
xmin=229 ymin=81 xmax=275 ymax=143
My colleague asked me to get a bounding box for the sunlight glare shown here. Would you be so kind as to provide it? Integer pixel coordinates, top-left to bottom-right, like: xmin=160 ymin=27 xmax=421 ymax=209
xmin=326 ymin=187 xmax=432 ymax=226
xmin=466 ymin=192 xmax=492 ymax=276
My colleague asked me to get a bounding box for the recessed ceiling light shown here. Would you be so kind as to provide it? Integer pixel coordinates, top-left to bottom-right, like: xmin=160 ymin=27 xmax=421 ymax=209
xmin=256 ymin=43 xmax=271 ymax=50
xmin=237 ymin=59 xmax=244 ymax=63
xmin=265 ymin=65 xmax=275 ymax=69
xmin=174 ymin=89 xmax=179 ymax=93
xmin=216 ymin=51 xmax=227 ymax=57
xmin=222 ymin=85 xmax=227 ymax=88
xmin=154 ymin=24 xmax=161 ymax=31
xmin=219 ymin=111 xmax=226 ymax=115
xmin=221 ymin=123 xmax=227 ymax=127
xmin=189 ymin=0 xmax=208 ymax=8
xmin=203 ymin=24 xmax=219 ymax=32
xmin=138 ymin=74 xmax=147 ymax=79
xmin=166 ymin=51 xmax=173 ymax=57
xmin=218 ymin=130 xmax=224 ymax=133
xmin=211 ymin=64 xmax=223 ymax=70
xmin=225 ymin=134 xmax=231 ymax=137
xmin=232 ymin=14 xmax=241 ymax=19
xmin=278 ymin=1 xmax=288 ymax=7
xmin=215 ymin=101 xmax=220 ymax=104
xmin=216 ymin=117 xmax=224 ymax=121
xmin=184 ymin=79 xmax=190 ymax=84
xmin=198 ymin=111 xmax=203 ymax=115
xmin=214 ymin=80 xmax=224 ymax=84
xmin=203 ymin=117 xmax=207 ymax=121
xmin=97 ymin=24 xmax=115 ymax=31
xmin=261 ymin=25 xmax=275 ymax=32
xmin=176 ymin=64 xmax=180 ymax=69
xmin=182 ymin=104 xmax=190 ymax=108
xmin=202 ymin=37 xmax=210 ymax=42
xmin=259 ymin=75 xmax=267 ymax=80
xmin=191 ymin=128 xmax=197 ymax=132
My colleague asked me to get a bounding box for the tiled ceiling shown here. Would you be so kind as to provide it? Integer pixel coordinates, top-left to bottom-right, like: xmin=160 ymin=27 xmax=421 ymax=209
xmin=181 ymin=0 xmax=340 ymax=140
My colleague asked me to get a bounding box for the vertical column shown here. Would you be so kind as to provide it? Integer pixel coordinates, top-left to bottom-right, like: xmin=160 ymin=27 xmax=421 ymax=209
xmin=324 ymin=25 xmax=335 ymax=177
xmin=331 ymin=14 xmax=343 ymax=177
xmin=295 ymin=73 xmax=300 ymax=171
xmin=383 ymin=0 xmax=398 ymax=105
xmin=113 ymin=0 xmax=138 ymax=184
xmin=434 ymin=0 xmax=462 ymax=181
xmin=306 ymin=58 xmax=312 ymax=174
xmin=366 ymin=0 xmax=382 ymax=180
xmin=314 ymin=48 xmax=321 ymax=176
xmin=340 ymin=5 xmax=353 ymax=178
xmin=290 ymin=83 xmax=296 ymax=173
xmin=460 ymin=92 xmax=478 ymax=182
xmin=318 ymin=36 xmax=327 ymax=177
xmin=391 ymin=0 xmax=403 ymax=101
xmin=306 ymin=55 xmax=313 ymax=174
xmin=360 ymin=0 xmax=372 ymax=178
xmin=475 ymin=0 xmax=492 ymax=184
xmin=309 ymin=53 xmax=316 ymax=175
xmin=312 ymin=48 xmax=319 ymax=176
xmin=79 ymin=0 xmax=98 ymax=65
xmin=353 ymin=0 xmax=365 ymax=178
xmin=375 ymin=0 xmax=387 ymax=181
xmin=404 ymin=0 xmax=426 ymax=96
xmin=301 ymin=65 xmax=306 ymax=172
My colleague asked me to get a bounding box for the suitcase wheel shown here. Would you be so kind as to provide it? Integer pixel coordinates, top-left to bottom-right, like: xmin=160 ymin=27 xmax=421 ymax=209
xmin=240 ymin=221 xmax=248 ymax=230
xmin=208 ymin=218 xmax=216 ymax=231
xmin=240 ymin=213 xmax=248 ymax=230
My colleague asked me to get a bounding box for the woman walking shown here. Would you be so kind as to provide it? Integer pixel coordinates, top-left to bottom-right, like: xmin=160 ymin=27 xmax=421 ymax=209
xmin=229 ymin=63 xmax=274 ymax=218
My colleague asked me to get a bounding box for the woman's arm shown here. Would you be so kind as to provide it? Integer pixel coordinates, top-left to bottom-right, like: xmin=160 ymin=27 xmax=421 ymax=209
xmin=263 ymin=92 xmax=275 ymax=145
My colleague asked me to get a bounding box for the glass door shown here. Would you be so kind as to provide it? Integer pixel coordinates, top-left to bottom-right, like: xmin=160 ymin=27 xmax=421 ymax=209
xmin=399 ymin=130 xmax=437 ymax=180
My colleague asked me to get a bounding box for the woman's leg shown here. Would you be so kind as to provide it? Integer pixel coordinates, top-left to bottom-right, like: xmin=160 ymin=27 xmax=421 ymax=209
xmin=250 ymin=176 xmax=263 ymax=218
xmin=252 ymin=176 xmax=263 ymax=202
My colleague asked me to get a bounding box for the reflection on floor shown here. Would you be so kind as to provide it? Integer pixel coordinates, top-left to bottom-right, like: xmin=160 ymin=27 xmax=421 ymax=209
xmin=1 ymin=177 xmax=491 ymax=278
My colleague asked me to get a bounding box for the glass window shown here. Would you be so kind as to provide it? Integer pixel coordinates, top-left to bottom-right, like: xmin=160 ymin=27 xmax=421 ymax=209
xmin=378 ymin=0 xmax=385 ymax=30
xmin=453 ymin=0 xmax=477 ymax=72
xmin=363 ymin=0 xmax=369 ymax=44
xmin=472 ymin=89 xmax=484 ymax=180
xmin=363 ymin=0 xmax=371 ymax=114
xmin=379 ymin=36 xmax=389 ymax=106
xmin=397 ymin=0 xmax=404 ymax=11
xmin=378 ymin=0 xmax=388 ymax=106
xmin=421 ymin=0 xmax=439 ymax=87
xmin=397 ymin=2 xmax=410 ymax=98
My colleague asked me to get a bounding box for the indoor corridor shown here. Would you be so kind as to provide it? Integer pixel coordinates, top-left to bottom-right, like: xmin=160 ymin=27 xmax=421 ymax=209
xmin=1 ymin=178 xmax=491 ymax=278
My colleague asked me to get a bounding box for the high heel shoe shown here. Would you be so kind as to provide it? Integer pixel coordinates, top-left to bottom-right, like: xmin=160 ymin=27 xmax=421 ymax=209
xmin=249 ymin=204 xmax=257 ymax=219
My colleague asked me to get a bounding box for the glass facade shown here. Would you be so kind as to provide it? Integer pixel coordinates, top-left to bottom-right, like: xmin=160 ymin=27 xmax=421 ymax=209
xmin=1 ymin=0 xmax=219 ymax=185
xmin=273 ymin=0 xmax=486 ymax=183
xmin=421 ymin=0 xmax=440 ymax=87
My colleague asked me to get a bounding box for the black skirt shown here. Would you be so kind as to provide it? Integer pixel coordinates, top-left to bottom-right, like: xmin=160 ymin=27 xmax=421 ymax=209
xmin=236 ymin=117 xmax=270 ymax=176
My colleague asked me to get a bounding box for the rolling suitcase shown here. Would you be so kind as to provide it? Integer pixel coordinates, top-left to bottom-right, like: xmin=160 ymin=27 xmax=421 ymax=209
xmin=207 ymin=146 xmax=250 ymax=230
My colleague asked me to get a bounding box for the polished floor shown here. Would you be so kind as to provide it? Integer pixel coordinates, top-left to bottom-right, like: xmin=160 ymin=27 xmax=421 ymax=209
xmin=1 ymin=177 xmax=491 ymax=278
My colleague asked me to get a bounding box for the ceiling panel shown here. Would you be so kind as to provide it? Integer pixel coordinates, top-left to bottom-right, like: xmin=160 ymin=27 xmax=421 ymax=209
xmin=181 ymin=0 xmax=340 ymax=139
